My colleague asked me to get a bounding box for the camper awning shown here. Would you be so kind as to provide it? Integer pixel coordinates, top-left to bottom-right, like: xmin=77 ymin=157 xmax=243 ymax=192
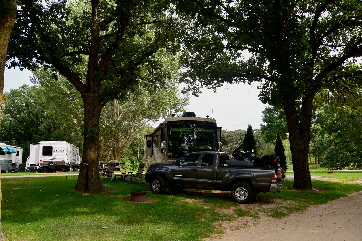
xmin=8 ymin=148 xmax=17 ymax=153
xmin=1 ymin=147 xmax=10 ymax=152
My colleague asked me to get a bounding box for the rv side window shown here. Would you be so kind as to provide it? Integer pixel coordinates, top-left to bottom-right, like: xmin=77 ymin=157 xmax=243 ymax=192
xmin=42 ymin=146 xmax=53 ymax=156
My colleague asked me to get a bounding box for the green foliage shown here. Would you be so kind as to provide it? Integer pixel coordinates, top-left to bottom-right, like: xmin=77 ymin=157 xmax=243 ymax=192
xmin=221 ymin=129 xmax=245 ymax=156
xmin=253 ymin=129 xmax=275 ymax=156
xmin=172 ymin=0 xmax=362 ymax=189
xmin=99 ymin=69 xmax=188 ymax=163
xmin=0 ymin=76 xmax=84 ymax=156
xmin=243 ymin=125 xmax=256 ymax=153
xmin=314 ymin=90 xmax=362 ymax=170
xmin=33 ymin=70 xmax=84 ymax=148
xmin=260 ymin=106 xmax=288 ymax=143
xmin=222 ymin=129 xmax=274 ymax=157
xmin=0 ymin=69 xmax=187 ymax=164
xmin=0 ymin=85 xmax=61 ymax=158
xmin=7 ymin=0 xmax=183 ymax=192
xmin=8 ymin=0 xmax=179 ymax=102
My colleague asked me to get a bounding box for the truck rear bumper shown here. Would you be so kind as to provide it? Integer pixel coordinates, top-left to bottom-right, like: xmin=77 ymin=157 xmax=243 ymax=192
xmin=269 ymin=182 xmax=282 ymax=193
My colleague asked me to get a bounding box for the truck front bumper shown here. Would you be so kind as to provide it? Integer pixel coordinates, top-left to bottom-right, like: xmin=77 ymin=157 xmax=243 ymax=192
xmin=270 ymin=182 xmax=282 ymax=193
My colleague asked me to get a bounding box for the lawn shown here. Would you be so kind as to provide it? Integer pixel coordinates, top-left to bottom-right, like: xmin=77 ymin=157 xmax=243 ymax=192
xmin=1 ymin=172 xmax=362 ymax=241
xmin=2 ymin=176 xmax=224 ymax=241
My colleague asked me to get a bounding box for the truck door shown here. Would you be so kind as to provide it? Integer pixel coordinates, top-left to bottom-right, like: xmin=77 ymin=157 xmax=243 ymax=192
xmin=170 ymin=153 xmax=200 ymax=187
xmin=197 ymin=153 xmax=217 ymax=187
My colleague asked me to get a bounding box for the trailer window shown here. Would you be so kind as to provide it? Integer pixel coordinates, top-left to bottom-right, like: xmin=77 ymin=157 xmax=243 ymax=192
xmin=42 ymin=146 xmax=53 ymax=156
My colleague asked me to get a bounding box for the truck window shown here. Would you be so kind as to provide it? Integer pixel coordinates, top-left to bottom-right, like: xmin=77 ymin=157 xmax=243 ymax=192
xmin=42 ymin=146 xmax=53 ymax=156
xmin=201 ymin=154 xmax=214 ymax=166
xmin=219 ymin=153 xmax=229 ymax=165
xmin=178 ymin=153 xmax=200 ymax=166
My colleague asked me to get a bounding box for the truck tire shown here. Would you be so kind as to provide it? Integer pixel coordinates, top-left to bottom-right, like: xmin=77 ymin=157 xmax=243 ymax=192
xmin=150 ymin=176 xmax=166 ymax=194
xmin=231 ymin=182 xmax=253 ymax=204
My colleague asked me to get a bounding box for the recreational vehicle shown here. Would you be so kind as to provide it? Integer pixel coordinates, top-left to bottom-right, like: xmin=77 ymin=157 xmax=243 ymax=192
xmin=0 ymin=142 xmax=23 ymax=173
xmin=27 ymin=141 xmax=80 ymax=172
xmin=145 ymin=112 xmax=223 ymax=163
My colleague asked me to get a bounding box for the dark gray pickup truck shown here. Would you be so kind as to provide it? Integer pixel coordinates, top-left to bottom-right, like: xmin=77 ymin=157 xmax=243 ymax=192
xmin=145 ymin=151 xmax=282 ymax=203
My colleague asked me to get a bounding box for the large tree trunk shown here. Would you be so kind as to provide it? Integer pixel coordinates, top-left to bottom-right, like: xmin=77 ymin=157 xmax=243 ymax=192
xmin=0 ymin=1 xmax=17 ymax=239
xmin=283 ymin=94 xmax=314 ymax=190
xmin=0 ymin=0 xmax=16 ymax=116
xmin=75 ymin=93 xmax=105 ymax=193
xmin=74 ymin=0 xmax=105 ymax=193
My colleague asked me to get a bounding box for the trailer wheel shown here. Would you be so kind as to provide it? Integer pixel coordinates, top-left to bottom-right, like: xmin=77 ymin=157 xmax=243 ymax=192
xmin=231 ymin=182 xmax=253 ymax=204
xmin=150 ymin=176 xmax=166 ymax=194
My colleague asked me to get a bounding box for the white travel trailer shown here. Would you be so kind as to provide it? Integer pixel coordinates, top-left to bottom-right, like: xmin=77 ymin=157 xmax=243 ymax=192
xmin=0 ymin=142 xmax=23 ymax=173
xmin=27 ymin=141 xmax=80 ymax=172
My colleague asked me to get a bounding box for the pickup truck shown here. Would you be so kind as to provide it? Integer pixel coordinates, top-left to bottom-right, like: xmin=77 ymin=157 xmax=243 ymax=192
xmin=145 ymin=151 xmax=282 ymax=204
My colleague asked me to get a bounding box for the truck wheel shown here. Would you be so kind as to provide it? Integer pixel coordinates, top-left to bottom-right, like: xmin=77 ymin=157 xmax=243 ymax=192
xmin=231 ymin=182 xmax=253 ymax=204
xmin=150 ymin=176 xmax=166 ymax=194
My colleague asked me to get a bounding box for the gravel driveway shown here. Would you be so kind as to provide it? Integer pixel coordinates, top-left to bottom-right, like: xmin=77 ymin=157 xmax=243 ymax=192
xmin=206 ymin=190 xmax=362 ymax=241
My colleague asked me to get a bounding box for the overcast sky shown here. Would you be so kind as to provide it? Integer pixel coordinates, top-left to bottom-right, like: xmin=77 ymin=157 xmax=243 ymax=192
xmin=4 ymin=68 xmax=267 ymax=131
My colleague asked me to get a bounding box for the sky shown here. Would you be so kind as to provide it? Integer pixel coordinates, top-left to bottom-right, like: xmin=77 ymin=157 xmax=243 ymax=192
xmin=4 ymin=68 xmax=267 ymax=131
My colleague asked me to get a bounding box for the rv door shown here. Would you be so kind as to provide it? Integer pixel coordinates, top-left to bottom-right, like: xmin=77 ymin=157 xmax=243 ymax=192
xmin=145 ymin=135 xmax=153 ymax=157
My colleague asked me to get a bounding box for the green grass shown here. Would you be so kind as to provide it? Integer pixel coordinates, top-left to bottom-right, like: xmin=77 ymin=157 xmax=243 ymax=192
xmin=258 ymin=178 xmax=362 ymax=219
xmin=2 ymin=176 xmax=223 ymax=241
xmin=2 ymin=172 xmax=362 ymax=241
xmin=1 ymin=172 xmax=80 ymax=176
xmin=310 ymin=171 xmax=362 ymax=182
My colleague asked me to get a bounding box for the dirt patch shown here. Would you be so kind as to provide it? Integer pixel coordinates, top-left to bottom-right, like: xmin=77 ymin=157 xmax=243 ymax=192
xmin=204 ymin=191 xmax=362 ymax=241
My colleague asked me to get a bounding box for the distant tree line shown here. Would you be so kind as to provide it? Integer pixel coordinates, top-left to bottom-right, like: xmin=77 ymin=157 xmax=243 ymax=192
xmin=0 ymin=71 xmax=187 ymax=169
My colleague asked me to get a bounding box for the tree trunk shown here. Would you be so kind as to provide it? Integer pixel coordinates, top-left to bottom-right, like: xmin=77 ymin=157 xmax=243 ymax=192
xmin=0 ymin=1 xmax=17 ymax=239
xmin=75 ymin=93 xmax=105 ymax=193
xmin=0 ymin=0 xmax=16 ymax=116
xmin=283 ymin=95 xmax=314 ymax=190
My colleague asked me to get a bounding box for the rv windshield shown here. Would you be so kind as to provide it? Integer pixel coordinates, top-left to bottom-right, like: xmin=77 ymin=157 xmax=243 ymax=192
xmin=167 ymin=121 xmax=218 ymax=158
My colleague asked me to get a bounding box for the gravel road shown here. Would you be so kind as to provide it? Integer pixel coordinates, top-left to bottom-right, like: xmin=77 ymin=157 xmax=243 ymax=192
xmin=206 ymin=190 xmax=362 ymax=241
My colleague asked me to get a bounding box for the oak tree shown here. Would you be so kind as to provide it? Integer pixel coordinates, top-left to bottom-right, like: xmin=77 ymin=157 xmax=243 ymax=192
xmin=173 ymin=0 xmax=362 ymax=189
xmin=8 ymin=0 xmax=178 ymax=193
